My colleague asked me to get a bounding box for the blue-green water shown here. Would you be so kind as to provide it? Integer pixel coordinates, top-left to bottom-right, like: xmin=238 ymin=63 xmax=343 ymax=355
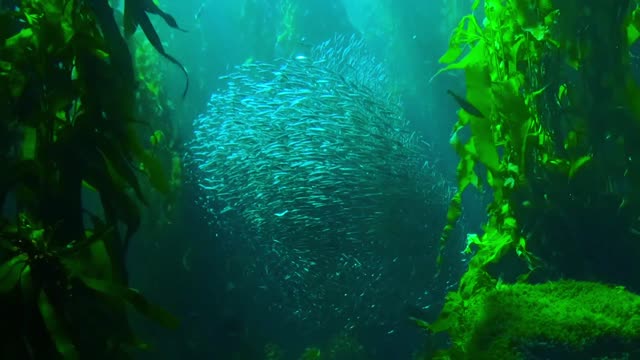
xmin=126 ymin=0 xmax=480 ymax=358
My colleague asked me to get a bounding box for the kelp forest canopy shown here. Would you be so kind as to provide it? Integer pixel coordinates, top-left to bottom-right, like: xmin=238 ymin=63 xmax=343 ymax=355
xmin=0 ymin=0 xmax=182 ymax=358
xmin=425 ymin=0 xmax=640 ymax=358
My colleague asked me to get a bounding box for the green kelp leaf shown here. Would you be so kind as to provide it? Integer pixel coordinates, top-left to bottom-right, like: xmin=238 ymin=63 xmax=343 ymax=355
xmin=628 ymin=6 xmax=640 ymax=45
xmin=431 ymin=39 xmax=487 ymax=81
xmin=124 ymin=0 xmax=187 ymax=35
xmin=97 ymin=144 xmax=147 ymax=205
xmin=477 ymin=226 xmax=514 ymax=265
xmin=428 ymin=291 xmax=462 ymax=333
xmin=143 ymin=0 xmax=188 ymax=32
xmin=104 ymin=189 xmax=141 ymax=245
xmin=79 ymin=277 xmax=179 ymax=329
xmin=503 ymin=216 xmax=518 ymax=232
xmin=464 ymin=65 xmax=500 ymax=175
xmin=465 ymin=63 xmax=492 ymax=114
xmin=629 ymin=21 xmax=640 ymax=45
xmin=446 ymin=191 xmax=463 ymax=224
xmin=438 ymin=14 xmax=482 ymax=64
xmin=87 ymin=238 xmax=112 ymax=279
xmin=529 ymin=84 xmax=549 ymax=98
xmin=170 ymin=154 xmax=182 ymax=189
xmin=123 ymin=0 xmax=138 ymax=37
xmin=508 ymin=36 xmax=526 ymax=66
xmin=149 ymin=130 xmax=164 ymax=146
xmin=85 ymin=0 xmax=135 ymax=89
xmin=491 ymin=77 xmax=531 ymax=168
xmin=138 ymin=16 xmax=189 ymax=98
xmin=437 ymin=191 xmax=463 ymax=266
xmin=20 ymin=264 xmax=34 ymax=299
xmin=131 ymin=127 xmax=171 ymax=194
xmin=92 ymin=48 xmax=110 ymax=60
xmin=523 ymin=24 xmax=549 ymax=41
xmin=568 ymin=155 xmax=592 ymax=179
xmin=83 ymin=146 xmax=142 ymax=245
xmin=564 ymin=131 xmax=578 ymax=150
xmin=464 ymin=233 xmax=482 ymax=254
xmin=515 ymin=236 xmax=537 ymax=270
xmin=38 ymin=289 xmax=79 ymax=359
xmin=513 ymin=0 xmax=546 ymax=29
xmin=456 ymin=153 xmax=479 ymax=189
xmin=124 ymin=0 xmax=189 ymax=97
xmin=21 ymin=126 xmax=37 ymax=160
xmin=60 ymin=0 xmax=76 ymax=43
xmin=462 ymin=133 xmax=499 ymax=175
xmin=458 ymin=14 xmax=483 ymax=44
xmin=82 ymin=180 xmax=97 ymax=192
xmin=0 ymin=60 xmax=12 ymax=74
xmin=0 ymin=253 xmax=28 ymax=293
xmin=5 ymin=28 xmax=35 ymax=49
xmin=625 ymin=74 xmax=640 ymax=122
xmin=439 ymin=46 xmax=464 ymax=65
xmin=62 ymin=229 xmax=115 ymax=282
xmin=558 ymin=83 xmax=568 ymax=100
xmin=3 ymin=67 xmax=29 ymax=99
xmin=139 ymin=150 xmax=171 ymax=195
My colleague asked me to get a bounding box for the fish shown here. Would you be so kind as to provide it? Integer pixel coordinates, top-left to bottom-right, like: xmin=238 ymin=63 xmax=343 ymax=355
xmin=447 ymin=89 xmax=485 ymax=118
xmin=185 ymin=34 xmax=452 ymax=331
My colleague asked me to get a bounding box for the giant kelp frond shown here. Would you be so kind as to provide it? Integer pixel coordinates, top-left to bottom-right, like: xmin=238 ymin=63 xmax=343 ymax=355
xmin=122 ymin=0 xmax=189 ymax=97
xmin=431 ymin=0 xmax=640 ymax=357
xmin=434 ymin=0 xmax=553 ymax=276
xmin=0 ymin=0 xmax=179 ymax=357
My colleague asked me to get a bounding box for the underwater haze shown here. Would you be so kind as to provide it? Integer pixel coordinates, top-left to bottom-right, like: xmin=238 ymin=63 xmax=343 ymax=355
xmin=9 ymin=0 xmax=640 ymax=359
xmin=127 ymin=0 xmax=477 ymax=359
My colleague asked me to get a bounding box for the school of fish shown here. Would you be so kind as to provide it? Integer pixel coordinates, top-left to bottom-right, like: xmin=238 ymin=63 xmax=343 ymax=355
xmin=187 ymin=34 xmax=453 ymax=331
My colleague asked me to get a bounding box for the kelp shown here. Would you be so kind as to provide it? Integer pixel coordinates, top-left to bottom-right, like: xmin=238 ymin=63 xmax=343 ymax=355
xmin=434 ymin=0 xmax=544 ymax=277
xmin=429 ymin=0 xmax=640 ymax=357
xmin=132 ymin=33 xmax=184 ymax=225
xmin=0 ymin=0 xmax=182 ymax=357
xmin=122 ymin=0 xmax=189 ymax=98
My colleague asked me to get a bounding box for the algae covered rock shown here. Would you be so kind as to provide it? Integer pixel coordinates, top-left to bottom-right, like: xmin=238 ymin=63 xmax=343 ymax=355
xmin=430 ymin=280 xmax=640 ymax=359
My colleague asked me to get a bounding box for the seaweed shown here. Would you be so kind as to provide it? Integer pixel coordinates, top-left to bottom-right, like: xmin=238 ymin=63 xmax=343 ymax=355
xmin=0 ymin=0 xmax=182 ymax=357
xmin=427 ymin=0 xmax=640 ymax=358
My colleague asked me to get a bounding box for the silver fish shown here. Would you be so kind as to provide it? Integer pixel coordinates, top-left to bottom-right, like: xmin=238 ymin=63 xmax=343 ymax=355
xmin=186 ymin=34 xmax=455 ymax=331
